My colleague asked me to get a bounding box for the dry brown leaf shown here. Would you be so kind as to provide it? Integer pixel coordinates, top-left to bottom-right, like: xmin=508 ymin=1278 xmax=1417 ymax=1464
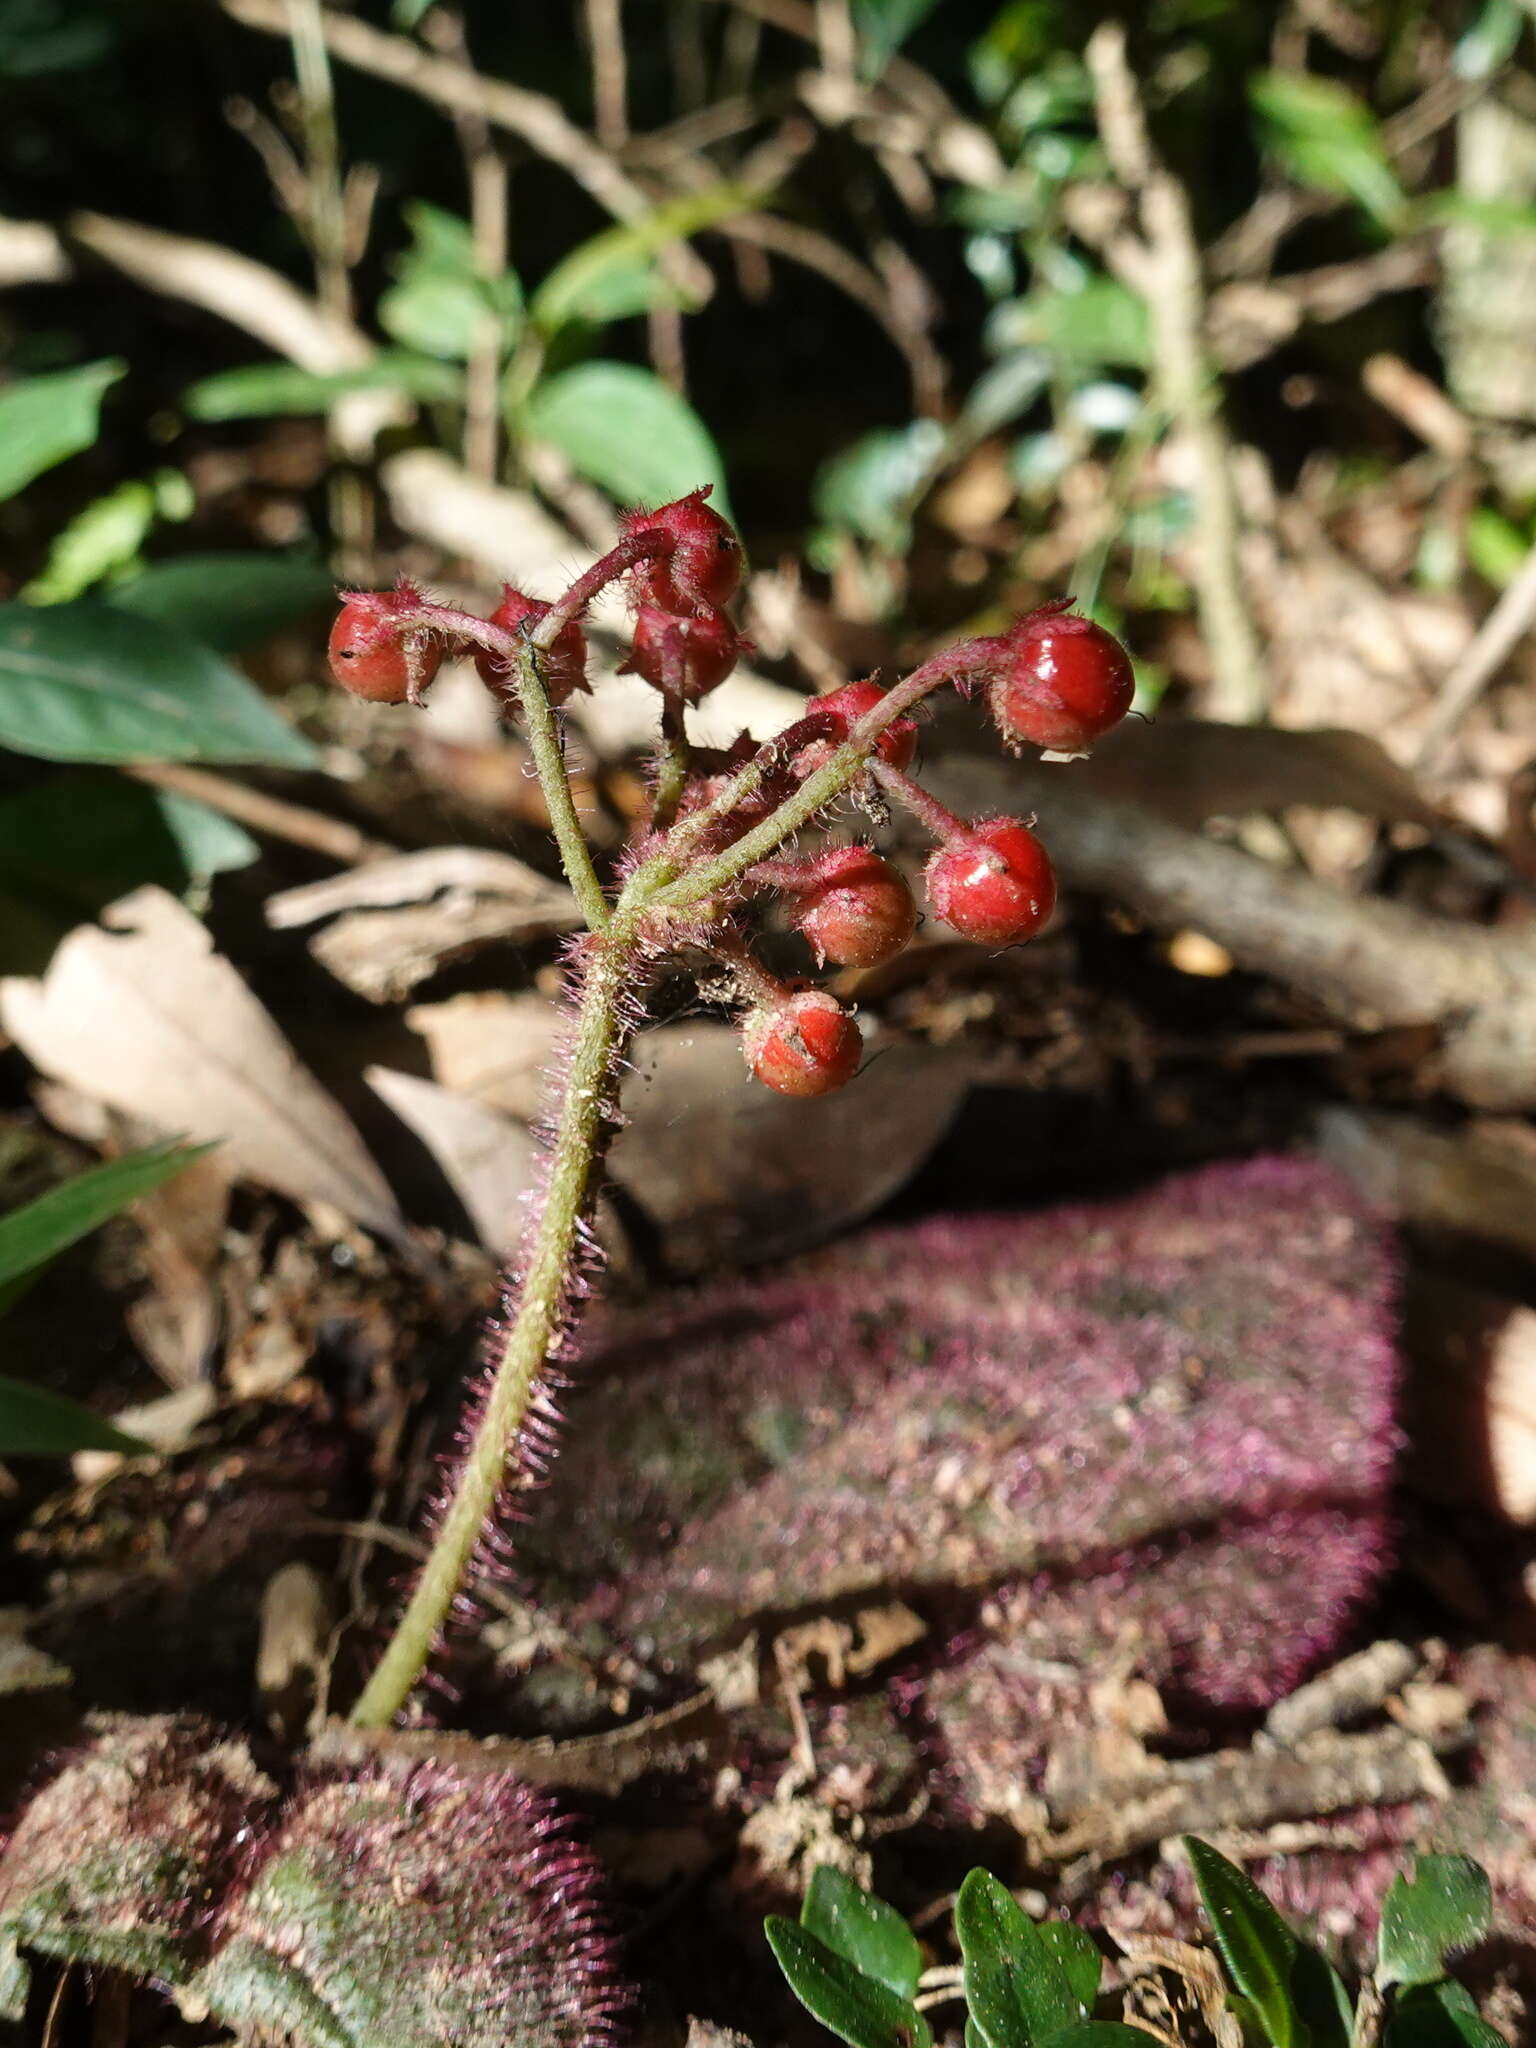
xmin=124 ymin=1144 xmax=234 ymax=1389
xmin=0 ymin=887 xmax=402 ymax=1238
xmin=365 ymin=1066 xmax=539 ymax=1256
xmin=406 ymin=991 xmax=563 ymax=1120
xmin=266 ymin=847 xmax=580 ymax=1003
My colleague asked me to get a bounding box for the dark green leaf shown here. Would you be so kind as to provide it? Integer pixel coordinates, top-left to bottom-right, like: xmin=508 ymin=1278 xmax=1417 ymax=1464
xmin=113 ymin=554 xmax=334 ymax=651
xmin=766 ymin=1919 xmax=932 ymax=2048
xmin=1050 ymin=2030 xmax=1159 ymax=2045
xmin=1249 ymin=72 xmax=1407 ymax=227
xmin=1290 ymin=1940 xmax=1354 ymax=2048
xmin=0 ymin=601 xmax=318 ymax=767
xmin=0 ymin=1375 xmax=146 ymax=1456
xmin=1378 ymin=1857 xmax=1492 ymax=1991
xmin=1036 ymin=1925 xmax=1102 ymax=2018
xmin=183 ymin=353 xmax=461 ymax=422
xmin=523 ymin=362 xmax=729 ymax=514
xmin=0 ymin=360 xmax=124 ymax=501
xmin=803 ymin=1868 xmax=923 ymax=2001
xmin=1184 ymin=1838 xmax=1297 ymax=2048
xmin=0 ymin=1142 xmax=213 ymax=1295
xmin=531 ymin=183 xmax=758 ymax=334
xmin=955 ymin=1869 xmax=1085 ymax=2048
xmin=1386 ymin=1981 xmax=1504 ymax=2048
xmin=995 ymin=277 xmax=1151 ymax=371
xmin=852 ymin=0 xmax=941 ymax=75
xmin=0 ymin=773 xmax=256 ymax=974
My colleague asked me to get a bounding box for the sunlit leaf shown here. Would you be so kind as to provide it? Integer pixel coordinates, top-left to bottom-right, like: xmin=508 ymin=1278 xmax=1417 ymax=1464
xmin=1184 ymin=1838 xmax=1298 ymax=2048
xmin=524 ymin=361 xmax=729 ymax=513
xmin=1250 ymin=71 xmax=1407 ymax=227
xmin=184 ymin=353 xmax=461 ymax=421
xmin=0 ymin=360 xmax=124 ymax=501
xmin=1378 ymin=1857 xmax=1492 ymax=1991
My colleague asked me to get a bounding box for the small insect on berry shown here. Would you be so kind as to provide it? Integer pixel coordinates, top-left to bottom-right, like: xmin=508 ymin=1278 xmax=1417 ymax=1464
xmin=988 ymin=605 xmax=1134 ymax=754
xmin=927 ymin=817 xmax=1056 ymax=946
xmin=621 ymin=605 xmax=742 ymax=702
xmin=744 ymin=988 xmax=862 ymax=1097
xmin=623 ymin=486 xmax=742 ymax=616
xmin=474 ymin=587 xmax=589 ymax=707
xmin=778 ymin=846 xmax=917 ymax=969
xmin=328 ymin=589 xmax=444 ymax=704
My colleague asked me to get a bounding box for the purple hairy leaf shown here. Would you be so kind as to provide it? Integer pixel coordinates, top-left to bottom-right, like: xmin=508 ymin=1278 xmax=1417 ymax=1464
xmin=0 ymin=1717 xmax=628 ymax=2047
xmin=519 ymin=1158 xmax=1400 ymax=1804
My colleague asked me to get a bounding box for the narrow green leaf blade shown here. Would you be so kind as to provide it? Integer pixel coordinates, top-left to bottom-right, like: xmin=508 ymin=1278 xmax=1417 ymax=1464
xmin=955 ymin=1869 xmax=1081 ymax=2048
xmin=524 ymin=361 xmax=729 ymax=515
xmin=803 ymin=1867 xmax=923 ymax=2000
xmin=1378 ymin=1857 xmax=1493 ymax=1991
xmin=766 ymin=1919 xmax=932 ymax=2048
xmin=1051 ymin=2030 xmax=1161 ymax=2045
xmin=183 ymin=352 xmax=461 ymax=421
xmin=0 ymin=1142 xmax=213 ymax=1291
xmin=113 ymin=554 xmax=334 ymax=651
xmin=0 ymin=601 xmax=318 ymax=766
xmin=0 ymin=360 xmax=124 ymax=501
xmin=0 ymin=1374 xmax=146 ymax=1456
xmin=1385 ymin=1981 xmax=1505 ymax=2048
xmin=1184 ymin=1838 xmax=1297 ymax=2048
xmin=531 ymin=182 xmax=758 ymax=334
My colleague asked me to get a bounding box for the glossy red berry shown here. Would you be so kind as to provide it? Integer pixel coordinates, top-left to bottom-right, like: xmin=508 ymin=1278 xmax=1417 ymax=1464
xmin=327 ymin=589 xmax=443 ymax=704
xmin=621 ymin=605 xmax=741 ymax=701
xmin=743 ymin=988 xmax=862 ymax=1097
xmin=821 ymin=677 xmax=918 ymax=768
xmin=474 ymin=587 xmax=589 ymax=706
xmin=778 ymin=846 xmax=917 ymax=968
xmin=623 ymin=486 xmax=742 ymax=615
xmin=988 ymin=605 xmax=1134 ymax=754
xmin=926 ymin=817 xmax=1056 ymax=946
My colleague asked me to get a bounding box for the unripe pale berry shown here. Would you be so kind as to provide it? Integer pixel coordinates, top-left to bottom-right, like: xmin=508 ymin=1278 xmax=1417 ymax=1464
xmin=812 ymin=677 xmax=918 ymax=769
xmin=927 ymin=817 xmax=1056 ymax=945
xmin=622 ymin=604 xmax=741 ymax=700
xmin=623 ymin=486 xmax=742 ymax=615
xmin=328 ymin=589 xmax=443 ymax=703
xmin=474 ymin=587 xmax=589 ymax=706
xmin=780 ymin=846 xmax=917 ymax=968
xmin=988 ymin=605 xmax=1134 ymax=754
xmin=743 ymin=988 xmax=862 ymax=1097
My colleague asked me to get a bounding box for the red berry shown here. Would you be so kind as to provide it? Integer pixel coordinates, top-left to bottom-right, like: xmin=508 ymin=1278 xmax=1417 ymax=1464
xmin=780 ymin=846 xmax=916 ymax=969
xmin=743 ymin=989 xmax=862 ymax=1097
xmin=821 ymin=677 xmax=918 ymax=768
xmin=621 ymin=605 xmax=741 ymax=701
xmin=926 ymin=817 xmax=1056 ymax=946
xmin=327 ymin=590 xmax=443 ymax=704
xmin=474 ymin=587 xmax=589 ymax=706
xmin=988 ymin=606 xmax=1134 ymax=754
xmin=623 ymin=486 xmax=742 ymax=615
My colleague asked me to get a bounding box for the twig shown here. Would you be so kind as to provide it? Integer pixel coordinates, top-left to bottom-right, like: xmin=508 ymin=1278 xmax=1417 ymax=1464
xmin=1084 ymin=22 xmax=1268 ymax=723
xmin=1415 ymin=536 xmax=1536 ymax=763
xmin=219 ymin=0 xmax=712 ymax=302
xmin=126 ymin=763 xmax=396 ymax=867
xmin=583 ymin=0 xmax=629 ymax=152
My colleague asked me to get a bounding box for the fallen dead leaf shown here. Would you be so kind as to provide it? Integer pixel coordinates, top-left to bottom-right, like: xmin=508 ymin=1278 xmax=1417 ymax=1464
xmin=365 ymin=1066 xmax=539 ymax=1255
xmin=266 ymin=847 xmax=580 ymax=1003
xmin=0 ymin=887 xmax=402 ymax=1238
xmin=407 ymin=991 xmax=564 ymax=1120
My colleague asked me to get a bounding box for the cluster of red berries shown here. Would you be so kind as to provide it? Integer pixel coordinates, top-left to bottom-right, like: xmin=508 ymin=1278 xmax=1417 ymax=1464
xmin=324 ymin=489 xmax=1135 ymax=1102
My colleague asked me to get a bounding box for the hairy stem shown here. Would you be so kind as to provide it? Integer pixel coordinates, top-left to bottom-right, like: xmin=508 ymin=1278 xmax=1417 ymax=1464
xmin=350 ymin=933 xmax=633 ymax=1726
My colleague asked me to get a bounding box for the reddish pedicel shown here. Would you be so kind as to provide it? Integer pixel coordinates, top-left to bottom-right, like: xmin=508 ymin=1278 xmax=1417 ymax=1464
xmin=623 ymin=486 xmax=742 ymax=615
xmin=780 ymin=846 xmax=917 ymax=968
xmin=744 ymin=988 xmax=862 ymax=1097
xmin=988 ymin=605 xmax=1134 ymax=754
xmin=474 ymin=586 xmax=589 ymax=706
xmin=327 ymin=590 xmax=444 ymax=704
xmin=927 ymin=817 xmax=1056 ymax=945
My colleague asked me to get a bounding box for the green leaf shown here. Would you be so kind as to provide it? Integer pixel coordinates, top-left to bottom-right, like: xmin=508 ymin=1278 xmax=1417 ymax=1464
xmin=1184 ymin=1838 xmax=1298 ymax=2048
xmin=766 ymin=1919 xmax=932 ymax=2048
xmin=379 ymin=201 xmax=522 ymax=361
xmin=1385 ymin=1981 xmax=1505 ymax=2048
xmin=0 ymin=360 xmax=124 ymax=501
xmin=113 ymin=554 xmax=334 ymax=651
xmin=0 ymin=1375 xmax=147 ymax=1457
xmin=0 ymin=601 xmax=318 ymax=767
xmin=955 ymin=1869 xmax=1087 ymax=2048
xmin=183 ymin=352 xmax=461 ymax=422
xmin=1249 ymin=71 xmax=1407 ymax=228
xmin=524 ymin=361 xmax=729 ymax=515
xmin=999 ymin=277 xmax=1151 ymax=371
xmin=0 ymin=773 xmax=256 ymax=974
xmin=22 ymin=478 xmax=160 ymax=604
xmin=1290 ymin=1940 xmax=1354 ymax=2048
xmin=531 ymin=183 xmax=758 ymax=334
xmin=1378 ymin=1857 xmax=1492 ymax=1991
xmin=1037 ymin=1924 xmax=1102 ymax=2017
xmin=0 ymin=1141 xmax=213 ymax=1296
xmin=852 ymin=0 xmax=941 ymax=75
xmin=802 ymin=1867 xmax=923 ymax=2000
xmin=1050 ymin=2031 xmax=1158 ymax=2045
xmin=814 ymin=421 xmax=948 ymax=552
